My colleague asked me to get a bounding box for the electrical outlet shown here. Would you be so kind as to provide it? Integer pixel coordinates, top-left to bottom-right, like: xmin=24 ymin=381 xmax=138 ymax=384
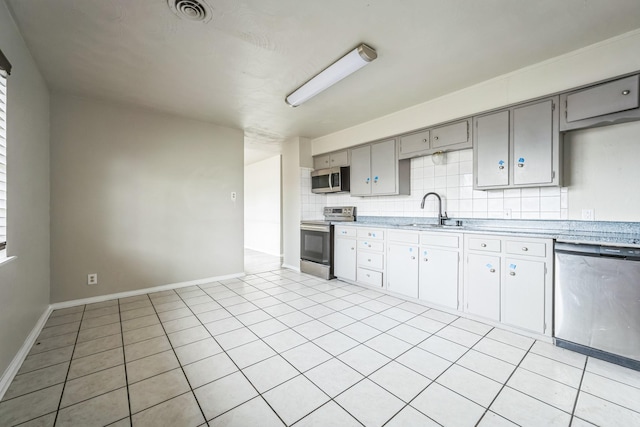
xmin=87 ymin=273 xmax=98 ymax=285
xmin=581 ymin=209 xmax=595 ymax=221
xmin=231 ymin=191 xmax=237 ymax=201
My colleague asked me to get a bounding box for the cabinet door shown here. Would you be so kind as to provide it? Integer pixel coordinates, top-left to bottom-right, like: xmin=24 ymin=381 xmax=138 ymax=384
xmin=399 ymin=130 xmax=430 ymax=158
xmin=419 ymin=247 xmax=459 ymax=310
xmin=313 ymin=154 xmax=330 ymax=170
xmin=349 ymin=145 xmax=371 ymax=196
xmin=513 ymin=99 xmax=554 ymax=186
xmin=474 ymin=110 xmax=509 ymax=188
xmin=330 ymin=150 xmax=349 ymax=167
xmin=566 ymin=75 xmax=639 ymax=123
xmin=371 ymin=139 xmax=397 ymax=195
xmin=503 ymin=258 xmax=545 ymax=333
xmin=334 ymin=237 xmax=357 ymax=281
xmin=432 ymin=119 xmax=471 ymax=149
xmin=465 ymin=253 xmax=501 ymax=321
xmin=387 ymin=244 xmax=419 ymax=298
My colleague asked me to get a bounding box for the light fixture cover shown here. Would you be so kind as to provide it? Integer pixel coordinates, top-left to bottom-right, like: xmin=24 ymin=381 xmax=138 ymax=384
xmin=285 ymin=44 xmax=377 ymax=107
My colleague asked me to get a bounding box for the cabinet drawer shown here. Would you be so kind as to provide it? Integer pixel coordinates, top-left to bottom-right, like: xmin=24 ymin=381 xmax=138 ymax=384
xmin=505 ymin=240 xmax=546 ymax=257
xmin=357 ymin=268 xmax=383 ymax=287
xmin=566 ymin=75 xmax=639 ymax=123
xmin=357 ymin=252 xmax=384 ymax=269
xmin=359 ymin=240 xmax=384 ymax=252
xmin=468 ymin=237 xmax=501 ymax=252
xmin=420 ymin=233 xmax=459 ymax=248
xmin=388 ymin=231 xmax=419 ymax=244
xmin=431 ymin=119 xmax=470 ymax=149
xmin=335 ymin=227 xmax=357 ymax=238
xmin=399 ymin=129 xmax=430 ymax=157
xmin=357 ymin=229 xmax=384 ymax=240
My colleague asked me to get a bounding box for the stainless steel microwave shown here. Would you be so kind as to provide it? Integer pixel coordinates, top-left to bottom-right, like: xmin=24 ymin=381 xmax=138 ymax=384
xmin=311 ymin=167 xmax=350 ymax=194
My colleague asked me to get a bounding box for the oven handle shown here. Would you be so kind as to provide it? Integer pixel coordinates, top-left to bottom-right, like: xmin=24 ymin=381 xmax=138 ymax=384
xmin=300 ymin=224 xmax=331 ymax=233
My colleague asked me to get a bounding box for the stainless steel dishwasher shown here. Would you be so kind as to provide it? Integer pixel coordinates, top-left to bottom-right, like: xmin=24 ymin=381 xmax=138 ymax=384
xmin=555 ymin=241 xmax=640 ymax=370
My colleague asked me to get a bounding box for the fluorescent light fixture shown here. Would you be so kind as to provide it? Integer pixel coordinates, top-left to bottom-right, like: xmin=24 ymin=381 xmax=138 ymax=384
xmin=285 ymin=43 xmax=377 ymax=107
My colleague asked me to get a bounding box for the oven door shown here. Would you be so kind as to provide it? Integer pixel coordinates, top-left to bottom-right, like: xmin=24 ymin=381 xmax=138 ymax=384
xmin=300 ymin=224 xmax=331 ymax=265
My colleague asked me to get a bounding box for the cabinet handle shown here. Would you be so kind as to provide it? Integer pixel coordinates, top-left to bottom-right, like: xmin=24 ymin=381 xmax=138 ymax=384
xmin=481 ymin=243 xmax=487 ymax=247
xmin=517 ymin=164 xmax=524 ymax=168
xmin=622 ymin=90 xmax=631 ymax=95
xmin=489 ymin=268 xmax=496 ymax=273
xmin=411 ymin=256 xmax=415 ymax=260
xmin=368 ymin=259 xmax=371 ymax=262
xmin=522 ymin=247 xmax=528 ymax=251
xmin=422 ymin=138 xmax=428 ymax=143
xmin=368 ymin=244 xmax=372 ymax=248
xmin=434 ymin=136 xmax=439 ymax=141
xmin=510 ymin=271 xmax=516 ymax=276
xmin=499 ymin=165 xmax=504 ymax=170
xmin=424 ymin=258 xmax=428 ymax=261
xmin=350 ymin=247 xmax=355 ymax=250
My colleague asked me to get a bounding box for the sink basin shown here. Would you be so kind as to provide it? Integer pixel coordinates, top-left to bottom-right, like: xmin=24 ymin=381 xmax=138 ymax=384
xmin=401 ymin=223 xmax=462 ymax=228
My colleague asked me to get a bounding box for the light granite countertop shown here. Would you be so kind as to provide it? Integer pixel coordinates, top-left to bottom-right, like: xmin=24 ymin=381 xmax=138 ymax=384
xmin=333 ymin=217 xmax=640 ymax=247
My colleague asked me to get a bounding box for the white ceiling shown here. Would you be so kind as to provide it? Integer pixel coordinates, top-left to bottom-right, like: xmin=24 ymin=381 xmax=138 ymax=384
xmin=7 ymin=0 xmax=640 ymax=164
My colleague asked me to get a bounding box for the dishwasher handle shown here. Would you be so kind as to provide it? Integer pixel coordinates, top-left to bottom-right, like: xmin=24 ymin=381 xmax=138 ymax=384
xmin=555 ymin=242 xmax=640 ymax=260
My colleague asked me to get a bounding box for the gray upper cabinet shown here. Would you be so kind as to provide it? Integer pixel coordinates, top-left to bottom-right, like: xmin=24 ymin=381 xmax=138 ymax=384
xmin=431 ymin=119 xmax=471 ymax=150
xmin=350 ymin=145 xmax=372 ymax=196
xmin=561 ymin=74 xmax=640 ymax=131
xmin=513 ymin=99 xmax=556 ymax=186
xmin=474 ymin=96 xmax=560 ymax=190
xmin=399 ymin=129 xmax=430 ymax=158
xmin=350 ymin=139 xmax=410 ymax=196
xmin=399 ymin=118 xmax=472 ymax=160
xmin=312 ymin=149 xmax=349 ymax=170
xmin=475 ymin=110 xmax=510 ymax=188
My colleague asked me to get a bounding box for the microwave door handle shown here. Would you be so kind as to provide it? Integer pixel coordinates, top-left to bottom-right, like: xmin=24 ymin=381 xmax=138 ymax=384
xmin=329 ymin=172 xmax=333 ymax=191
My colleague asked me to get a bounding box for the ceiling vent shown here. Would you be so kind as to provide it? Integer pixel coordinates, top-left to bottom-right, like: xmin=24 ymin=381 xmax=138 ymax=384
xmin=167 ymin=0 xmax=212 ymax=23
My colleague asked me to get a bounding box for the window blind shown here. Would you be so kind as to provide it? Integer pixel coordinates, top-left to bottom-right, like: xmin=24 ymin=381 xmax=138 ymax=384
xmin=0 ymin=72 xmax=6 ymax=251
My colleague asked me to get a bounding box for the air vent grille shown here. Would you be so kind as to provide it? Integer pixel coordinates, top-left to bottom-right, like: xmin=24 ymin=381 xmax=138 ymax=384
xmin=167 ymin=0 xmax=212 ymax=23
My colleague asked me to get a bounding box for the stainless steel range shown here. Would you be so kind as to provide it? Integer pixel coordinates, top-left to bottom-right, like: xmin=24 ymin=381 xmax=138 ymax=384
xmin=300 ymin=206 xmax=356 ymax=279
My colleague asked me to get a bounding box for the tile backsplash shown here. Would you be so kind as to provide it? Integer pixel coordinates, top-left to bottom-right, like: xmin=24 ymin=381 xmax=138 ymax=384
xmin=301 ymin=149 xmax=568 ymax=220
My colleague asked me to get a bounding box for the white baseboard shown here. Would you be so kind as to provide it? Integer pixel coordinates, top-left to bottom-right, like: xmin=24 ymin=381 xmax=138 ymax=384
xmin=281 ymin=263 xmax=300 ymax=272
xmin=0 ymin=271 xmax=245 ymax=400
xmin=50 ymin=272 xmax=245 ymax=310
xmin=0 ymin=306 xmax=53 ymax=401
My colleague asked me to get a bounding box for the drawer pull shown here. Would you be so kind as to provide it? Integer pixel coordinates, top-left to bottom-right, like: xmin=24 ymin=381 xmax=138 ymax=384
xmin=481 ymin=243 xmax=487 ymax=247
xmin=434 ymin=136 xmax=439 ymax=140
xmin=622 ymin=90 xmax=631 ymax=95
xmin=498 ymin=165 xmax=504 ymax=170
xmin=368 ymin=244 xmax=372 ymax=248
xmin=510 ymin=271 xmax=516 ymax=276
xmin=424 ymin=258 xmax=428 ymax=262
xmin=350 ymin=247 xmax=355 ymax=250
xmin=489 ymin=268 xmax=496 ymax=273
xmin=522 ymin=247 xmax=528 ymax=251
xmin=422 ymin=138 xmax=428 ymax=143
xmin=411 ymin=256 xmax=415 ymax=260
xmin=367 ymin=259 xmax=371 ymax=262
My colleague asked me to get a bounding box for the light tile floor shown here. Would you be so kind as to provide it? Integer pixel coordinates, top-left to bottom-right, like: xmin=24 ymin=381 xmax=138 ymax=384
xmin=244 ymin=249 xmax=282 ymax=275
xmin=2 ymin=269 xmax=640 ymax=426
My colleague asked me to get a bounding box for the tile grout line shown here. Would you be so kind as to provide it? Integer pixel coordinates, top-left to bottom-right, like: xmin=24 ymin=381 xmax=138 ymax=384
xmin=146 ymin=291 xmax=211 ymax=425
xmin=117 ymin=294 xmax=142 ymax=425
xmin=568 ymin=356 xmax=590 ymax=427
xmin=50 ymin=303 xmax=87 ymax=427
xmin=178 ymin=283 xmax=290 ymax=426
xmin=474 ymin=338 xmax=536 ymax=425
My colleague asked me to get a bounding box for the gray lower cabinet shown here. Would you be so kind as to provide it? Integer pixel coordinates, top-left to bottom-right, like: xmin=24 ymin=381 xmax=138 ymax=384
xmin=474 ymin=96 xmax=561 ymax=190
xmin=334 ymin=227 xmax=356 ymax=282
xmin=561 ymin=74 xmax=640 ymax=131
xmin=350 ymin=139 xmax=410 ymax=196
xmin=399 ymin=118 xmax=472 ymax=160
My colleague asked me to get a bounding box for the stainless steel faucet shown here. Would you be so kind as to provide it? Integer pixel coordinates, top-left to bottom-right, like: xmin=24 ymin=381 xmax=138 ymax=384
xmin=421 ymin=192 xmax=448 ymax=225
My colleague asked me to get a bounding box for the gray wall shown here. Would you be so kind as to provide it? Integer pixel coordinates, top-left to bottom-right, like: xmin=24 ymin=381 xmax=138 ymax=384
xmin=50 ymin=94 xmax=244 ymax=302
xmin=0 ymin=4 xmax=51 ymax=377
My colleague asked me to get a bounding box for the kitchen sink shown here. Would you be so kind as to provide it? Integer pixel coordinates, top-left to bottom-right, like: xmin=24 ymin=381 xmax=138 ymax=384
xmin=401 ymin=223 xmax=463 ymax=228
